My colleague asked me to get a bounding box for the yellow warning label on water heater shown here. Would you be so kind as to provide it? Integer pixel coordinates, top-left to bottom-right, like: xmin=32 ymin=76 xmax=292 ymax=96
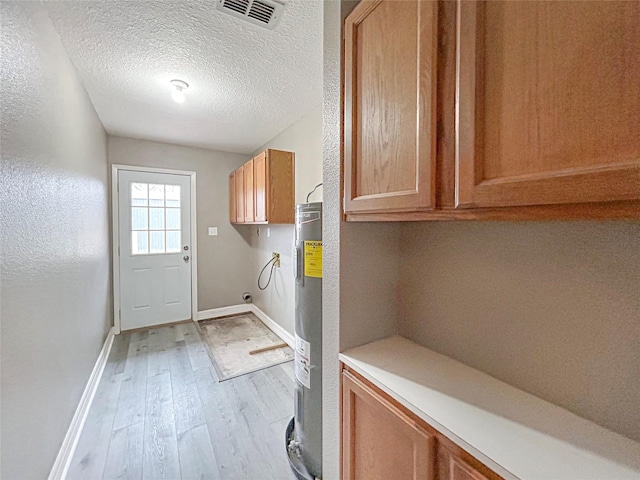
xmin=304 ymin=241 xmax=322 ymax=278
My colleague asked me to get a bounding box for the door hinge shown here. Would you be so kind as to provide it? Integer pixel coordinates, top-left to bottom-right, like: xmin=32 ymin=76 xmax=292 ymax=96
xmin=118 ymin=246 xmax=120 ymax=256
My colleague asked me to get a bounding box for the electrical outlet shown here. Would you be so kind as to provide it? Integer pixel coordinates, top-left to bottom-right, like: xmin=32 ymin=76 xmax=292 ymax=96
xmin=272 ymin=252 xmax=280 ymax=268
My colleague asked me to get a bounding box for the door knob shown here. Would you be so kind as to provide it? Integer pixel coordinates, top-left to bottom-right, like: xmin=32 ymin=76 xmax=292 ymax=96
xmin=183 ymin=255 xmax=190 ymax=262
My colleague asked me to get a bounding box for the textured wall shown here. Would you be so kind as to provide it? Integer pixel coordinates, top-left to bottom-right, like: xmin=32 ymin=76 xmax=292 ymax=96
xmin=321 ymin=3 xmax=343 ymax=476
xmin=398 ymin=221 xmax=640 ymax=443
xmin=0 ymin=2 xmax=111 ymax=478
xmin=249 ymin=105 xmax=323 ymax=335
xmin=322 ymin=2 xmax=401 ymax=477
xmin=108 ymin=136 xmax=253 ymax=311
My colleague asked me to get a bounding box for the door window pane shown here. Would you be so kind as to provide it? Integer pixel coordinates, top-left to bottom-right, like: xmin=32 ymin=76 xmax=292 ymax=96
xmin=132 ymin=231 xmax=149 ymax=255
xmin=132 ymin=207 xmax=148 ymax=230
xmin=166 ymin=185 xmax=181 ymax=207
xmin=166 ymin=231 xmax=181 ymax=253
xmin=130 ymin=182 xmax=183 ymax=255
xmin=149 ymin=231 xmax=165 ymax=254
xmin=149 ymin=208 xmax=165 ymax=230
xmin=131 ymin=183 xmax=148 ymax=206
xmin=149 ymin=184 xmax=165 ymax=206
xmin=166 ymin=208 xmax=180 ymax=229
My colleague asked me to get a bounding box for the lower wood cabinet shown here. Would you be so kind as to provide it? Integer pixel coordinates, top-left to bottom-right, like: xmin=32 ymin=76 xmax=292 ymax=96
xmin=341 ymin=367 xmax=502 ymax=480
xmin=342 ymin=370 xmax=436 ymax=480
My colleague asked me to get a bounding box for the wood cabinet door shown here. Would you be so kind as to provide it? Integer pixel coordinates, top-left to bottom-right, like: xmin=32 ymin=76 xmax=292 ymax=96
xmin=342 ymin=371 xmax=436 ymax=480
xmin=229 ymin=171 xmax=236 ymax=223
xmin=438 ymin=446 xmax=491 ymax=480
xmin=344 ymin=0 xmax=437 ymax=214
xmin=243 ymin=159 xmax=254 ymax=223
xmin=235 ymin=167 xmax=245 ymax=223
xmin=254 ymin=152 xmax=267 ymax=222
xmin=456 ymin=1 xmax=640 ymax=208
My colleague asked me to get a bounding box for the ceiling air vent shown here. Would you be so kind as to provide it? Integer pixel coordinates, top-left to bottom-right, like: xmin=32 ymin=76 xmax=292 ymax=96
xmin=216 ymin=0 xmax=285 ymax=30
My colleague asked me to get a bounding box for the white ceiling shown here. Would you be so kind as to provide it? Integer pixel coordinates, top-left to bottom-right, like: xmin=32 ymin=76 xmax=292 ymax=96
xmin=44 ymin=0 xmax=322 ymax=154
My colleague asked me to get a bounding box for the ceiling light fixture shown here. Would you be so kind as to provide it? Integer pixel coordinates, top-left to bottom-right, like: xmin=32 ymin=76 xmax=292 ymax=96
xmin=170 ymin=79 xmax=189 ymax=104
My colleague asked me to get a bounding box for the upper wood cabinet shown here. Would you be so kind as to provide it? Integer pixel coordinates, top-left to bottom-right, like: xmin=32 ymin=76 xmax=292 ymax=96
xmin=456 ymin=0 xmax=640 ymax=208
xmin=229 ymin=171 xmax=236 ymax=224
xmin=243 ymin=159 xmax=255 ymax=223
xmin=235 ymin=165 xmax=245 ymax=223
xmin=230 ymin=149 xmax=295 ymax=225
xmin=343 ymin=0 xmax=640 ymax=220
xmin=342 ymin=370 xmax=436 ymax=480
xmin=343 ymin=0 xmax=438 ymax=214
xmin=254 ymin=152 xmax=267 ymax=222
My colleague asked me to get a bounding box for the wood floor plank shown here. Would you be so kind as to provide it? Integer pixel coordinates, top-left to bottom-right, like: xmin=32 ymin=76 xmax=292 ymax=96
xmin=245 ymin=370 xmax=291 ymax=424
xmin=195 ymin=367 xmax=250 ymax=480
xmin=103 ymin=422 xmax=144 ymax=480
xmin=229 ymin=374 xmax=294 ymax=479
xmin=67 ymin=372 xmax=123 ymax=480
xmin=147 ymin=327 xmax=171 ymax=378
xmin=280 ymin=360 xmax=295 ymax=382
xmin=143 ymin=372 xmax=180 ymax=480
xmin=262 ymin=365 xmax=294 ymax=409
xmin=111 ymin=333 xmax=132 ymax=376
xmin=113 ymin=332 xmax=149 ymax=430
xmin=169 ymin=340 xmax=206 ymax=435
xmin=178 ymin=424 xmax=220 ymax=480
xmin=181 ymin=322 xmax=213 ymax=371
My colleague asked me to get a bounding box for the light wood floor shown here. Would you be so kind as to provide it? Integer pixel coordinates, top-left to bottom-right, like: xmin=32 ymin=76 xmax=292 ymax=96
xmin=67 ymin=322 xmax=296 ymax=480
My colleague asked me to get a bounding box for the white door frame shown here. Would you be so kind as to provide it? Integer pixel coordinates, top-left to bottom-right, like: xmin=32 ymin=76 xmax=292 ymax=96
xmin=112 ymin=164 xmax=198 ymax=334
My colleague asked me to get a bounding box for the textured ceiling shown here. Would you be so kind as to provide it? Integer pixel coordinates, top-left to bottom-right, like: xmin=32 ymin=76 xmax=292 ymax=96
xmin=44 ymin=0 xmax=322 ymax=153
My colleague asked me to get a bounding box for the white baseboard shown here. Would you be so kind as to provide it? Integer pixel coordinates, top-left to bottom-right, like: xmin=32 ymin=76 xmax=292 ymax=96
xmin=197 ymin=304 xmax=252 ymax=321
xmin=250 ymin=304 xmax=295 ymax=348
xmin=196 ymin=304 xmax=295 ymax=348
xmin=48 ymin=327 xmax=116 ymax=480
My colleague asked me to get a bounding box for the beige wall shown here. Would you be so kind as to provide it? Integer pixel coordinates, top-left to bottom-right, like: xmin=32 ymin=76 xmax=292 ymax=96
xmin=108 ymin=136 xmax=253 ymax=312
xmin=398 ymin=221 xmax=640 ymax=442
xmin=247 ymin=105 xmax=323 ymax=335
xmin=1 ymin=3 xmax=111 ymax=478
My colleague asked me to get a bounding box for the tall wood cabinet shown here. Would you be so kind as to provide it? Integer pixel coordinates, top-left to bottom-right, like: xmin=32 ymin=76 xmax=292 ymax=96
xmin=343 ymin=0 xmax=640 ymax=220
xmin=230 ymin=149 xmax=294 ymax=224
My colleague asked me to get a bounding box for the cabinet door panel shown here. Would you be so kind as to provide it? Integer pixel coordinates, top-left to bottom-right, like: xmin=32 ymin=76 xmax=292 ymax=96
xmin=235 ymin=167 xmax=244 ymax=223
xmin=244 ymin=159 xmax=254 ymax=223
xmin=254 ymin=152 xmax=267 ymax=222
xmin=342 ymin=371 xmax=435 ymax=480
xmin=229 ymin=172 xmax=236 ymax=223
xmin=344 ymin=0 xmax=437 ymax=213
xmin=457 ymin=1 xmax=640 ymax=208
xmin=438 ymin=446 xmax=493 ymax=480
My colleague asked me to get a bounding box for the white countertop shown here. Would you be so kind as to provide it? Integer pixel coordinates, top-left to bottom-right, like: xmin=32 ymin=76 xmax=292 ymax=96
xmin=339 ymin=336 xmax=640 ymax=480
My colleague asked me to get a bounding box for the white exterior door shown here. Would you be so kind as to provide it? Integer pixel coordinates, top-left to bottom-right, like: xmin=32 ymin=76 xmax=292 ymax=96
xmin=118 ymin=170 xmax=192 ymax=330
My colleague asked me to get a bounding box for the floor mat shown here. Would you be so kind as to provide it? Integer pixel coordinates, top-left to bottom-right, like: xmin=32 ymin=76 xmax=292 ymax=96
xmin=198 ymin=312 xmax=293 ymax=381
